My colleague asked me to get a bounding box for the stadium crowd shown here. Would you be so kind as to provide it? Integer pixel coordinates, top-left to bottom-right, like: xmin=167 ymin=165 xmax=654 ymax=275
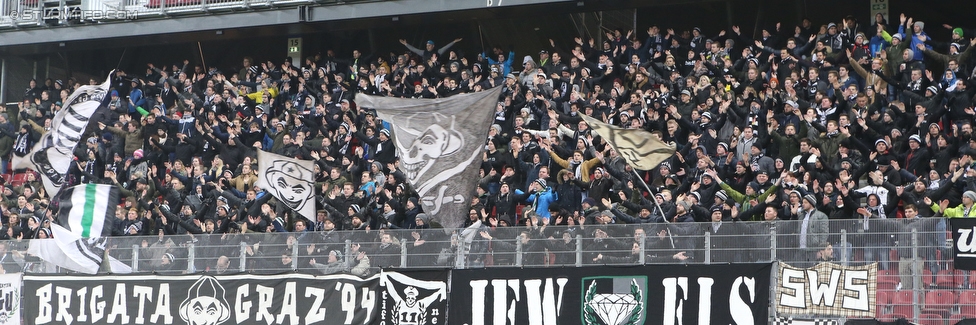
xmin=0 ymin=11 xmax=974 ymax=275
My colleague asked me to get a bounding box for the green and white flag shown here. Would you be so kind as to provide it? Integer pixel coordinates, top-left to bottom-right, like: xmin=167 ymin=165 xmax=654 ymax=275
xmin=56 ymin=183 xmax=119 ymax=238
xmin=28 ymin=183 xmax=130 ymax=274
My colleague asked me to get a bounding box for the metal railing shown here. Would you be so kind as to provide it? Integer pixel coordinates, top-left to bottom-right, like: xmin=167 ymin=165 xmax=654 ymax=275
xmin=0 ymin=0 xmax=374 ymax=28
xmin=1 ymin=218 xmax=967 ymax=322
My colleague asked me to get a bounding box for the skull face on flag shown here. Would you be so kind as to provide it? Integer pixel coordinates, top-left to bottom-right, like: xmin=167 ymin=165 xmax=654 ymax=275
xmin=265 ymin=160 xmax=315 ymax=212
xmin=395 ymin=112 xmax=465 ymax=185
xmin=356 ymin=89 xmax=500 ymax=228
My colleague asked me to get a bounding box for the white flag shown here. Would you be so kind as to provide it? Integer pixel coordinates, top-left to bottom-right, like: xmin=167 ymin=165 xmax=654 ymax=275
xmin=27 ymin=224 xmax=131 ymax=274
xmin=0 ymin=273 xmax=20 ymax=325
xmin=255 ymin=150 xmax=316 ymax=222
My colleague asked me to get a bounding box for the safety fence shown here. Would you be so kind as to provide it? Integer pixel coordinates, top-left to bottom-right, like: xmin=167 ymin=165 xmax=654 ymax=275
xmin=2 ymin=218 xmax=974 ymax=324
xmin=0 ymin=0 xmax=373 ymax=27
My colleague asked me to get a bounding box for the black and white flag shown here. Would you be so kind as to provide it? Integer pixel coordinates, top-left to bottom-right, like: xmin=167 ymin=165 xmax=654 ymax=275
xmin=579 ymin=114 xmax=675 ymax=171
xmin=356 ymin=88 xmax=499 ymax=228
xmin=28 ymin=184 xmax=130 ymax=274
xmin=255 ymin=150 xmax=316 ymax=222
xmin=380 ymin=271 xmax=448 ymax=325
xmin=13 ymin=74 xmax=111 ymax=195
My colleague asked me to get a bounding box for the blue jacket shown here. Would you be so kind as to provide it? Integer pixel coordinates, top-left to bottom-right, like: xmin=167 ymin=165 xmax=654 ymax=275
xmin=485 ymin=51 xmax=516 ymax=76
xmin=129 ymin=88 xmax=146 ymax=113
xmin=515 ymin=187 xmax=558 ymax=219
xmin=899 ymin=25 xmax=931 ymax=61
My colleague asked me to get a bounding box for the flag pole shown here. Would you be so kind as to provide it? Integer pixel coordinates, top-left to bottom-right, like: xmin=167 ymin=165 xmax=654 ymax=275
xmin=631 ymin=169 xmax=669 ymax=224
xmin=631 ymin=169 xmax=677 ymax=249
xmin=198 ymin=42 xmax=207 ymax=71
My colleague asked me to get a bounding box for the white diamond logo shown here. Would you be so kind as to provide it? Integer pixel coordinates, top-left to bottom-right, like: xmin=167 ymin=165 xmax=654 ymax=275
xmin=586 ymin=294 xmax=638 ymax=325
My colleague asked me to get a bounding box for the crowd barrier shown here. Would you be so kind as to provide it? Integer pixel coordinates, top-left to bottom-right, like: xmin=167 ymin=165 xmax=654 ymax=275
xmin=2 ymin=218 xmax=974 ymax=324
xmin=0 ymin=0 xmax=375 ymax=27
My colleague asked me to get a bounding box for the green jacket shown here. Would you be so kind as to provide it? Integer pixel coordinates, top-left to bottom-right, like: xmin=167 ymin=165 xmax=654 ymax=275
xmin=720 ymin=182 xmax=779 ymax=220
xmin=932 ymin=203 xmax=976 ymax=218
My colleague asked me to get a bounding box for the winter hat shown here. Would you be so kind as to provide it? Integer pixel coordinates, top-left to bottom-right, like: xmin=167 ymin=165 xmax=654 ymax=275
xmin=926 ymin=85 xmax=939 ymax=94
xmin=415 ymin=213 xmax=431 ymax=224
xmin=689 ymin=191 xmax=702 ymax=202
xmin=523 ymin=55 xmax=533 ymax=65
xmin=701 ymin=112 xmax=712 ymax=120
xmin=426 ymin=40 xmax=435 ymax=45
xmin=350 ymin=204 xmax=362 ymax=214
xmin=716 ymin=190 xmax=729 ymax=202
xmin=676 ymin=200 xmax=692 ymax=212
xmin=379 ymin=128 xmax=390 ymax=137
xmin=874 ymin=139 xmax=889 ymax=147
xmin=111 ymin=90 xmax=119 ymax=97
xmin=329 ymin=249 xmax=343 ymax=260
xmin=506 ymin=73 xmax=516 ymax=80
xmin=748 ymin=181 xmax=761 ymax=192
xmin=954 ymin=28 xmax=964 ymax=37
xmin=133 ymin=149 xmax=144 ymax=159
xmin=891 ymin=33 xmax=903 ymax=41
xmin=718 ymin=142 xmax=729 ymax=151
xmin=914 ymin=21 xmax=925 ymax=30
xmin=877 ymin=156 xmax=891 ymax=166
xmin=102 ymin=132 xmax=114 ymax=142
xmin=535 ymin=178 xmax=547 ymax=188
xmin=784 ymin=100 xmax=798 ymax=108
xmin=951 ymin=43 xmax=962 ymax=51
xmin=803 ymin=194 xmax=818 ymax=206
xmin=164 ymin=253 xmax=175 ymax=263
xmin=680 ymin=89 xmax=692 ymax=96
xmin=965 ymin=191 xmax=976 ymax=202
xmin=827 ymin=22 xmax=837 ymax=29
xmin=582 ymin=197 xmax=597 ymax=207
xmin=855 ymin=33 xmax=866 ymax=41
xmin=490 ymin=124 xmax=502 ymax=133
xmin=909 ymin=134 xmax=922 ymax=143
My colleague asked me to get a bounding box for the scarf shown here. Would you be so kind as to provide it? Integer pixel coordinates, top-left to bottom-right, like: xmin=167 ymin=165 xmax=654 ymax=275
xmin=13 ymin=132 xmax=31 ymax=156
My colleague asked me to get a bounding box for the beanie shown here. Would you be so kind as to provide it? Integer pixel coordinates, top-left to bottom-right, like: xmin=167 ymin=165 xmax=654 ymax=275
xmin=803 ymin=194 xmax=818 ymax=206
xmin=582 ymin=197 xmax=597 ymax=207
xmin=716 ymin=190 xmax=729 ymax=202
xmin=965 ymin=191 xmax=976 ymax=203
xmin=535 ymin=178 xmax=547 ymax=188
xmin=954 ymin=27 xmax=964 ymax=37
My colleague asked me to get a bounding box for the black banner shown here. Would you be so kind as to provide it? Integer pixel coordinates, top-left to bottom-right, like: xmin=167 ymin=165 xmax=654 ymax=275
xmin=379 ymin=270 xmax=449 ymax=325
xmin=24 ymin=270 xmax=448 ymax=325
xmin=449 ymin=264 xmax=772 ymax=325
xmin=952 ymin=218 xmax=976 ymax=270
